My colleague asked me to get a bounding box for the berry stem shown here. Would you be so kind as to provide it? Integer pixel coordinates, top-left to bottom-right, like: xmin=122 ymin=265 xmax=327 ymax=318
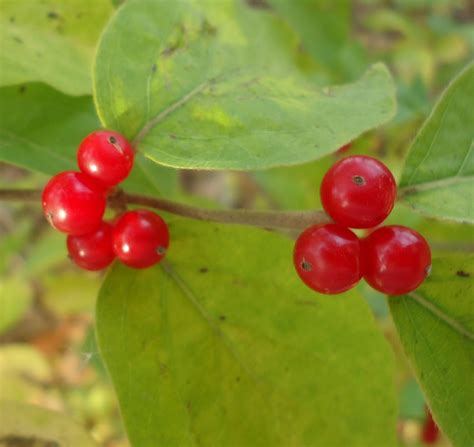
xmin=0 ymin=188 xmax=332 ymax=230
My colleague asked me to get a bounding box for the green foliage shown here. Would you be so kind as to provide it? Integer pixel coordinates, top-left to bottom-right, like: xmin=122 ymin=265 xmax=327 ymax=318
xmin=0 ymin=400 xmax=97 ymax=446
xmin=0 ymin=84 xmax=97 ymax=174
xmin=94 ymin=0 xmax=396 ymax=170
xmin=399 ymin=63 xmax=474 ymax=224
xmin=389 ymin=255 xmax=474 ymax=447
xmin=0 ymin=0 xmax=112 ymax=95
xmin=267 ymin=0 xmax=368 ymax=80
xmin=0 ymin=276 xmax=31 ymax=333
xmin=97 ymin=220 xmax=397 ymax=446
xmin=0 ymin=83 xmax=177 ymax=197
xmin=0 ymin=1 xmax=473 ymax=445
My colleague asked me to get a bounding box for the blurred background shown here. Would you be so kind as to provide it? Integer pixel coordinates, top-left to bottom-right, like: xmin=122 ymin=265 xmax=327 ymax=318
xmin=1 ymin=0 xmax=473 ymax=445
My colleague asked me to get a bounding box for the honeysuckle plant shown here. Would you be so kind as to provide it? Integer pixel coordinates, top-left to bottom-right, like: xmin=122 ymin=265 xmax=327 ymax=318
xmin=0 ymin=1 xmax=472 ymax=446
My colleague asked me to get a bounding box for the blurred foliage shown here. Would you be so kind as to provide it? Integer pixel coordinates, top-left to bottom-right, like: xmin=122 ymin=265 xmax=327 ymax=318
xmin=0 ymin=0 xmax=472 ymax=445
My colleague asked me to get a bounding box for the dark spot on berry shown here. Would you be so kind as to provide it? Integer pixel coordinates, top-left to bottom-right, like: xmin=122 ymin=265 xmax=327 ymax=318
xmin=456 ymin=270 xmax=470 ymax=278
xmin=235 ymin=376 xmax=241 ymax=382
xmin=19 ymin=85 xmax=27 ymax=94
xmin=151 ymin=64 xmax=157 ymax=73
xmin=352 ymin=175 xmax=365 ymax=186
xmin=219 ymin=315 xmax=226 ymax=321
xmin=9 ymin=16 xmax=15 ymax=23
xmin=47 ymin=11 xmax=60 ymax=19
xmin=156 ymin=246 xmax=167 ymax=255
xmin=199 ymin=267 xmax=208 ymax=273
xmin=301 ymin=260 xmax=312 ymax=272
xmin=170 ymin=134 xmax=176 ymax=139
xmin=108 ymin=135 xmax=124 ymax=154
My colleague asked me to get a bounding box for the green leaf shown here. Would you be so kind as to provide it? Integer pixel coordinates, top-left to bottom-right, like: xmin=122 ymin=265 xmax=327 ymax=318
xmin=94 ymin=0 xmax=396 ymax=170
xmin=0 ymin=276 xmax=32 ymax=333
xmin=97 ymin=220 xmax=397 ymax=446
xmin=0 ymin=84 xmax=98 ymax=174
xmin=0 ymin=400 xmax=97 ymax=446
xmin=398 ymin=63 xmax=474 ymax=224
xmin=0 ymin=83 xmax=178 ymax=197
xmin=0 ymin=0 xmax=113 ymax=95
xmin=267 ymin=0 xmax=368 ymax=80
xmin=389 ymin=255 xmax=474 ymax=447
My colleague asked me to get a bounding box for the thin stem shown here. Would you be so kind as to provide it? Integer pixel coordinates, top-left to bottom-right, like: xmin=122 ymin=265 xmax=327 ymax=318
xmin=0 ymin=188 xmax=332 ymax=230
xmin=123 ymin=192 xmax=332 ymax=230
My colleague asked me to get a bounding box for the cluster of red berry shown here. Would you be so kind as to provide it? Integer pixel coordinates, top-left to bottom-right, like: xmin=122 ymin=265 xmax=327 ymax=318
xmin=294 ymin=155 xmax=431 ymax=295
xmin=42 ymin=130 xmax=169 ymax=270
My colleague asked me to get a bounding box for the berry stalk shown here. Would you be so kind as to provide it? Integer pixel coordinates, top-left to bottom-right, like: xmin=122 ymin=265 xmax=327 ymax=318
xmin=0 ymin=188 xmax=332 ymax=231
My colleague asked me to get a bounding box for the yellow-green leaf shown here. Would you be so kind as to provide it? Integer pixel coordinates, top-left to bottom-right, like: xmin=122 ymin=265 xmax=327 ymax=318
xmin=389 ymin=255 xmax=474 ymax=447
xmin=0 ymin=0 xmax=113 ymax=95
xmin=94 ymin=0 xmax=396 ymax=170
xmin=0 ymin=400 xmax=97 ymax=446
xmin=97 ymin=220 xmax=397 ymax=446
xmin=399 ymin=63 xmax=474 ymax=223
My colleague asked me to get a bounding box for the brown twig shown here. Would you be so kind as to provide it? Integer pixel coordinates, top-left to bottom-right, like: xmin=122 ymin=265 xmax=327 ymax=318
xmin=0 ymin=188 xmax=332 ymax=231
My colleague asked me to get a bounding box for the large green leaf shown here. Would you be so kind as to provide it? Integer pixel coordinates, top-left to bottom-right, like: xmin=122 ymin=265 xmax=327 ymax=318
xmin=94 ymin=0 xmax=396 ymax=170
xmin=389 ymin=255 xmax=474 ymax=447
xmin=0 ymin=400 xmax=96 ymax=446
xmin=0 ymin=84 xmax=98 ymax=174
xmin=398 ymin=63 xmax=474 ymax=224
xmin=97 ymin=220 xmax=397 ymax=446
xmin=0 ymin=0 xmax=112 ymax=95
xmin=267 ymin=0 xmax=368 ymax=80
xmin=0 ymin=83 xmax=177 ymax=197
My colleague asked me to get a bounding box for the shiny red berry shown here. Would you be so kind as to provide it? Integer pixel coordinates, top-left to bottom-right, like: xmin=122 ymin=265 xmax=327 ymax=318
xmin=422 ymin=408 xmax=439 ymax=445
xmin=362 ymin=225 xmax=431 ymax=295
xmin=320 ymin=155 xmax=396 ymax=229
xmin=77 ymin=130 xmax=134 ymax=187
xmin=293 ymin=224 xmax=361 ymax=294
xmin=42 ymin=171 xmax=106 ymax=235
xmin=112 ymin=209 xmax=169 ymax=269
xmin=67 ymin=222 xmax=115 ymax=271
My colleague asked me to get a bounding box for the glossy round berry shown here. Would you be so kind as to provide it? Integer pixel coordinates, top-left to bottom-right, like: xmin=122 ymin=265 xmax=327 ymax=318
xmin=320 ymin=155 xmax=396 ymax=229
xmin=67 ymin=222 xmax=115 ymax=271
xmin=113 ymin=209 xmax=169 ymax=269
xmin=42 ymin=171 xmax=106 ymax=235
xmin=362 ymin=225 xmax=431 ymax=295
xmin=422 ymin=409 xmax=439 ymax=445
xmin=293 ymin=224 xmax=361 ymax=294
xmin=77 ymin=130 xmax=134 ymax=187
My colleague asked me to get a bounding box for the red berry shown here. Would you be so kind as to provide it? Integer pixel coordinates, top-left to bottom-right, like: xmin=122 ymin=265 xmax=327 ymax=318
xmin=362 ymin=225 xmax=431 ymax=295
xmin=42 ymin=171 xmax=106 ymax=235
xmin=320 ymin=155 xmax=396 ymax=228
xmin=67 ymin=222 xmax=115 ymax=271
xmin=422 ymin=408 xmax=440 ymax=445
xmin=293 ymin=224 xmax=361 ymax=294
xmin=112 ymin=209 xmax=169 ymax=269
xmin=77 ymin=130 xmax=134 ymax=187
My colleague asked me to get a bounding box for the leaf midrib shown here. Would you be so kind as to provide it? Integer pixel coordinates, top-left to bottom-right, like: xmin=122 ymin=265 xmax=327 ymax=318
xmin=399 ymin=175 xmax=474 ymax=196
xmin=407 ymin=292 xmax=474 ymax=341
